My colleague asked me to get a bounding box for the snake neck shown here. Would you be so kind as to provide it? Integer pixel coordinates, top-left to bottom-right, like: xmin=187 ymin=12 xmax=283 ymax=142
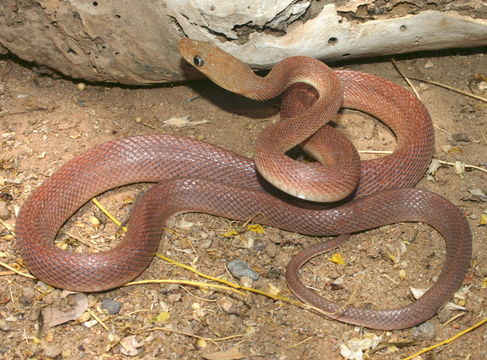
xmin=237 ymin=57 xmax=340 ymax=103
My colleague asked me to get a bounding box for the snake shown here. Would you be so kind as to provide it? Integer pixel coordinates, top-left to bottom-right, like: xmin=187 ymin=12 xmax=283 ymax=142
xmin=14 ymin=38 xmax=471 ymax=330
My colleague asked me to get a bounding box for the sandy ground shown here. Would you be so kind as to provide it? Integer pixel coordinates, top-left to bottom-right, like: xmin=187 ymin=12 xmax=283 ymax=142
xmin=0 ymin=48 xmax=486 ymax=359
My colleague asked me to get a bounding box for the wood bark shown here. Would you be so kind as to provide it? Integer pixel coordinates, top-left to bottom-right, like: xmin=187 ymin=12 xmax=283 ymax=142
xmin=0 ymin=0 xmax=485 ymax=84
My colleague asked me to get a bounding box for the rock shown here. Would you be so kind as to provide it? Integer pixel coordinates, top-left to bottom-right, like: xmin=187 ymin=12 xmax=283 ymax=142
xmin=412 ymin=321 xmax=437 ymax=341
xmin=199 ymin=238 xmax=213 ymax=249
xmin=436 ymin=306 xmax=453 ymax=324
xmin=218 ymin=298 xmax=248 ymax=316
xmin=33 ymin=76 xmax=55 ymax=88
xmin=266 ymin=267 xmax=282 ymax=279
xmin=424 ymin=59 xmax=434 ymax=68
xmin=264 ymin=242 xmax=279 ymax=258
xmin=468 ymin=189 xmax=487 ymax=202
xmin=167 ymin=293 xmax=181 ymax=303
xmin=57 ymin=121 xmax=77 ymax=131
xmin=0 ymin=319 xmax=10 ymax=332
xmin=40 ymin=124 xmax=51 ymax=134
xmin=101 ymin=298 xmax=122 ymax=315
xmin=42 ymin=342 xmax=62 ymax=358
xmin=448 ymin=132 xmax=470 ymax=144
xmin=253 ymin=241 xmax=266 ymax=251
xmin=477 ymin=81 xmax=487 ymax=92
xmin=0 ymin=201 xmax=10 ymax=220
xmin=21 ymin=287 xmax=36 ymax=305
xmin=160 ymin=284 xmax=179 ymax=295
xmin=240 ymin=276 xmax=254 ymax=288
xmin=82 ymin=319 xmax=98 ymax=328
xmin=227 ymin=259 xmax=259 ymax=280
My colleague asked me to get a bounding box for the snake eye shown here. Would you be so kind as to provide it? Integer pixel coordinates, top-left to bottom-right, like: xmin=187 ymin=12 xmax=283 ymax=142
xmin=193 ymin=55 xmax=204 ymax=67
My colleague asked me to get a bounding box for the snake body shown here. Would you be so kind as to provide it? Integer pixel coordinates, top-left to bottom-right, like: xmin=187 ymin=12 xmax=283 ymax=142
xmin=15 ymin=39 xmax=471 ymax=330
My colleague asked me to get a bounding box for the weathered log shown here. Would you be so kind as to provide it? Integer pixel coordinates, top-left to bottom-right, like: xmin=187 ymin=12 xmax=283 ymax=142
xmin=0 ymin=0 xmax=485 ymax=84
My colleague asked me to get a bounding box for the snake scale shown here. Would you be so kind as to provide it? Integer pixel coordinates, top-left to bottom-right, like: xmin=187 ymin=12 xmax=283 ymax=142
xmin=15 ymin=39 xmax=471 ymax=330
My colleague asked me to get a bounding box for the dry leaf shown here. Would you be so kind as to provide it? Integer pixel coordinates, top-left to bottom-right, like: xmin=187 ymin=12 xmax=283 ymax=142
xmin=201 ymin=346 xmax=245 ymax=360
xmin=246 ymin=224 xmax=264 ymax=234
xmin=267 ymin=282 xmax=281 ymax=296
xmin=399 ymin=269 xmax=406 ymax=280
xmin=154 ymin=311 xmax=171 ymax=323
xmin=444 ymin=302 xmax=467 ymax=311
xmin=329 ymin=253 xmax=346 ymax=265
xmin=447 ymin=147 xmax=463 ymax=154
xmin=427 ymin=159 xmax=441 ymax=177
xmin=339 ymin=333 xmax=382 ymax=360
xmin=120 ymin=335 xmax=144 ymax=356
xmin=177 ymin=219 xmax=194 ymax=229
xmin=453 ymin=161 xmax=465 ymax=178
xmin=42 ymin=293 xmax=88 ymax=328
xmin=410 ymin=287 xmax=427 ymax=299
xmin=222 ymin=229 xmax=239 ymax=237
xmin=163 ymin=115 xmax=209 ymax=127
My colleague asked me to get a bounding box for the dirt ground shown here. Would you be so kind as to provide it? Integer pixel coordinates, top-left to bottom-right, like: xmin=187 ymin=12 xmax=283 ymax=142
xmin=0 ymin=47 xmax=486 ymax=360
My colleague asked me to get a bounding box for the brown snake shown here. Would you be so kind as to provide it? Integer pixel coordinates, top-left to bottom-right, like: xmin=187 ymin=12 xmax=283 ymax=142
xmin=15 ymin=39 xmax=471 ymax=330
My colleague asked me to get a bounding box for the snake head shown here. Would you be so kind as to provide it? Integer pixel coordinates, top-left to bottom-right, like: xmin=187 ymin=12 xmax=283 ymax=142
xmin=178 ymin=38 xmax=256 ymax=96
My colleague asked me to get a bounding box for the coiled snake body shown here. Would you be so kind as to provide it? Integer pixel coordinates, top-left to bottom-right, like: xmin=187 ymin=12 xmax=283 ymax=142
xmin=15 ymin=39 xmax=471 ymax=330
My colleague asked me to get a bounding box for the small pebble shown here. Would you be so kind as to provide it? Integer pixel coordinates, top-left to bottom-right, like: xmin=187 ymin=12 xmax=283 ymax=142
xmin=167 ymin=293 xmax=181 ymax=303
xmin=267 ymin=282 xmax=281 ymax=296
xmin=264 ymin=242 xmax=279 ymax=258
xmin=413 ymin=321 xmax=437 ymax=341
xmin=266 ymin=267 xmax=282 ymax=279
xmin=437 ymin=307 xmax=456 ymax=324
xmin=40 ymin=124 xmax=51 ymax=134
xmin=33 ymin=76 xmax=55 ymax=88
xmin=199 ymin=238 xmax=213 ymax=249
xmin=219 ymin=299 xmax=234 ymax=312
xmin=242 ymin=235 xmax=254 ymax=249
xmin=0 ymin=201 xmax=10 ymax=220
xmin=240 ymin=276 xmax=254 ymax=288
xmin=448 ymin=132 xmax=470 ymax=144
xmin=89 ymin=215 xmax=101 ymax=228
xmin=160 ymin=284 xmax=179 ymax=295
xmin=5 ymin=315 xmax=17 ymax=322
xmin=399 ymin=269 xmax=407 ymax=280
xmin=57 ymin=121 xmax=76 ymax=130
xmin=253 ymin=241 xmax=266 ymax=251
xmin=176 ymin=219 xmax=193 ymax=229
xmin=77 ymin=312 xmax=91 ymax=323
xmin=424 ymin=59 xmax=434 ymax=68
xmin=196 ymin=338 xmax=207 ymax=349
xmin=469 ymin=188 xmax=487 ymax=202
xmin=21 ymin=287 xmax=36 ymax=305
xmin=42 ymin=343 xmax=62 ymax=358
xmin=227 ymin=259 xmax=259 ymax=280
xmin=451 ymin=132 xmax=470 ymax=142
xmin=101 ymin=298 xmax=122 ymax=315
xmin=0 ymin=319 xmax=10 ymax=331
xmin=82 ymin=319 xmax=98 ymax=328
